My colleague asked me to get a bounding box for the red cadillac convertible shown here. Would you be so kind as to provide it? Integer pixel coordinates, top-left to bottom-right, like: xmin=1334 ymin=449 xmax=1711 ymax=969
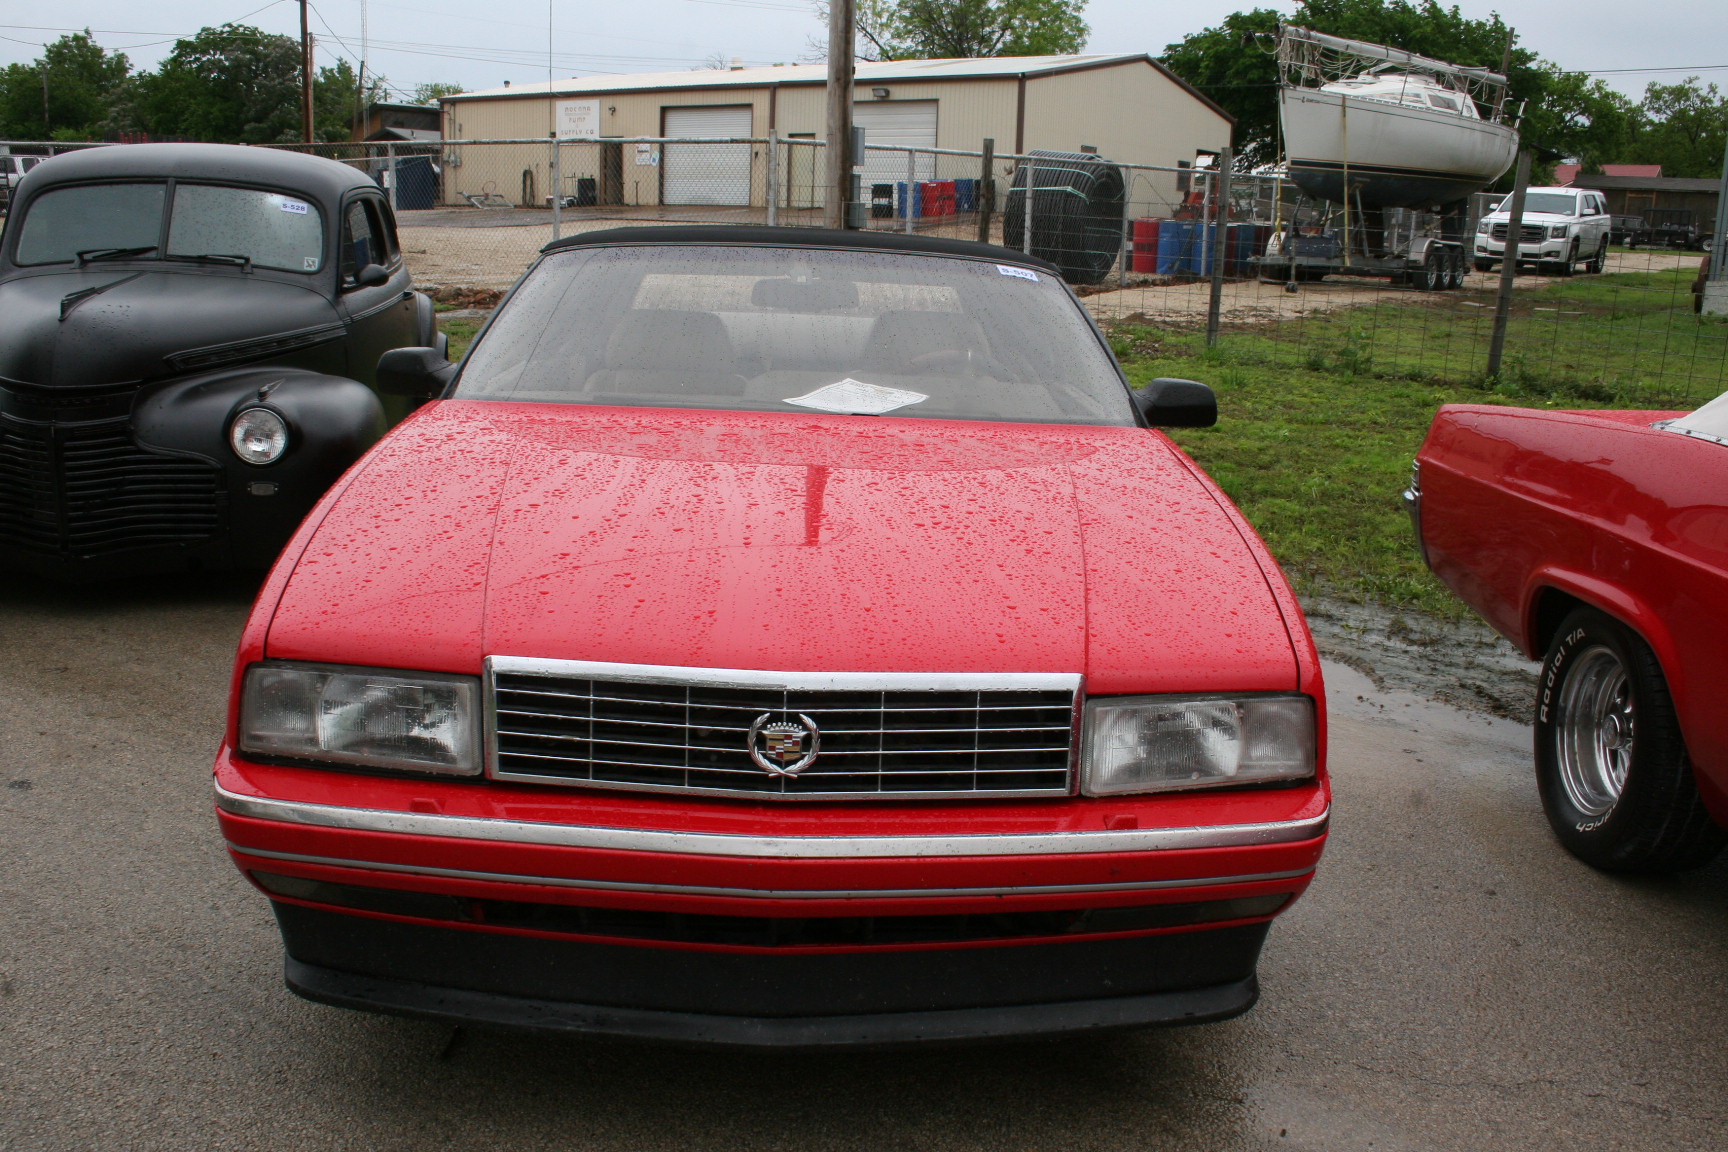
xmin=215 ymin=227 xmax=1329 ymax=1046
xmin=1410 ymin=394 xmax=1728 ymax=872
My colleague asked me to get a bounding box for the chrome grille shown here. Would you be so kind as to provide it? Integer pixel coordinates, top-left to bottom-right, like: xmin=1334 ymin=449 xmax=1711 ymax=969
xmin=0 ymin=413 xmax=226 ymax=558
xmin=487 ymin=658 xmax=1079 ymax=799
xmin=1490 ymin=223 xmax=1546 ymax=243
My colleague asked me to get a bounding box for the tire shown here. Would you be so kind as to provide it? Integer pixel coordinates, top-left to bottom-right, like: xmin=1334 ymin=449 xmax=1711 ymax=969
xmin=1445 ymin=251 xmax=1465 ymax=290
xmin=1534 ymin=608 xmax=1727 ymax=872
xmin=1411 ymin=250 xmax=1442 ymax=291
xmin=1473 ymin=258 xmax=1495 ymax=273
xmin=1585 ymin=239 xmax=1607 ymax=275
xmin=1557 ymin=240 xmax=1579 ymax=277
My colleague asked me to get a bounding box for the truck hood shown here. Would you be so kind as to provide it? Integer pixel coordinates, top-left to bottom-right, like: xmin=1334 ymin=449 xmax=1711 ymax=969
xmin=0 ymin=267 xmax=340 ymax=388
xmin=265 ymin=402 xmax=1299 ymax=692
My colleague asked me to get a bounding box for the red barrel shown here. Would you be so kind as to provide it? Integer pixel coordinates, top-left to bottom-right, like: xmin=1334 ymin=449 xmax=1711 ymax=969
xmin=1132 ymin=218 xmax=1162 ymax=273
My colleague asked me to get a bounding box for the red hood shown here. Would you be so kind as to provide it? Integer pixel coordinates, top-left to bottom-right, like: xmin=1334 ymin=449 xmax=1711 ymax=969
xmin=266 ymin=402 xmax=1298 ymax=692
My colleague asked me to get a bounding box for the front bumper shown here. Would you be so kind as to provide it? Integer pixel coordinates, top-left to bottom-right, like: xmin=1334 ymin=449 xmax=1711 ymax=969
xmin=218 ymin=754 xmax=1327 ymax=1045
xmin=1475 ymin=237 xmax=1569 ymax=262
xmin=278 ymin=904 xmax=1266 ymax=1047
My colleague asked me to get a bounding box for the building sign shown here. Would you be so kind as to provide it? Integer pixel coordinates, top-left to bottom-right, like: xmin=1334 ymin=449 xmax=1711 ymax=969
xmin=556 ymin=99 xmax=602 ymax=140
xmin=635 ymin=143 xmax=660 ymax=166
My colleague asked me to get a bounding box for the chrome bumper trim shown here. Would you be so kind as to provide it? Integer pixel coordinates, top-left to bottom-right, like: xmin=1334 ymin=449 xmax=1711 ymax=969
xmin=215 ymin=784 xmax=1328 ymax=858
xmin=228 ymin=842 xmax=1315 ymax=900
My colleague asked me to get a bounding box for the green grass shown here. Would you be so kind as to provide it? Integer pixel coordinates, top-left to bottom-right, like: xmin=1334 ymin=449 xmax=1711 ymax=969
xmin=1111 ymin=267 xmax=1727 ymax=617
xmin=1227 ymin=266 xmax=1726 ymax=408
xmin=438 ymin=316 xmax=484 ymax=360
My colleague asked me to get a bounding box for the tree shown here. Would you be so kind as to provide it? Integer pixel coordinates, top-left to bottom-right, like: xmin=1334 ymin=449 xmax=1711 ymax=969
xmin=1158 ymin=0 xmax=1630 ymax=174
xmin=411 ymin=82 xmax=465 ymax=106
xmin=1621 ymin=78 xmax=1728 ymax=178
xmin=0 ymin=31 xmax=132 ymax=141
xmin=136 ymin=24 xmax=305 ymax=144
xmin=817 ymin=1 xmax=1088 ymax=62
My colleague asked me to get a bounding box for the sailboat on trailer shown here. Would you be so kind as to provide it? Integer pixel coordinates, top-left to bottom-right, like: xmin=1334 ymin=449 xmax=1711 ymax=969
xmin=1277 ymin=25 xmax=1519 ymax=210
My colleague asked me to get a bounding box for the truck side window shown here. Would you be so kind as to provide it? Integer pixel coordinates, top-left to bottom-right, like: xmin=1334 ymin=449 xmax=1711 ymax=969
xmin=340 ymin=198 xmax=388 ymax=284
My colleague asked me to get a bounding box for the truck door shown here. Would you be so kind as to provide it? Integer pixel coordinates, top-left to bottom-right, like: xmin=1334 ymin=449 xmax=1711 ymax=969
xmin=336 ymin=193 xmax=415 ymax=389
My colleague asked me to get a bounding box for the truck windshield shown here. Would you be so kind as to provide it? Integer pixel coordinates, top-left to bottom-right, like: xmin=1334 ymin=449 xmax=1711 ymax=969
xmin=1517 ymin=194 xmax=1579 ymax=216
xmin=14 ymin=182 xmax=325 ymax=272
xmin=456 ymin=244 xmax=1136 ymax=426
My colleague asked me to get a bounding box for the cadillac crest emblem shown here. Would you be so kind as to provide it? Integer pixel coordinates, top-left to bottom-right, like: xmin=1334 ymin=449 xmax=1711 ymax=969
xmin=747 ymin=712 xmax=821 ymax=776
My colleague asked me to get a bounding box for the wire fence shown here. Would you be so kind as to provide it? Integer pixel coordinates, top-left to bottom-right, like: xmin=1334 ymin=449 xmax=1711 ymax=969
xmin=3 ymin=136 xmax=1722 ymax=406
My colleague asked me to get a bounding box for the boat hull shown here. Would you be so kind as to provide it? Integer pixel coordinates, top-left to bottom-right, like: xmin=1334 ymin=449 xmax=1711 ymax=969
xmin=1280 ymin=88 xmax=1517 ymax=209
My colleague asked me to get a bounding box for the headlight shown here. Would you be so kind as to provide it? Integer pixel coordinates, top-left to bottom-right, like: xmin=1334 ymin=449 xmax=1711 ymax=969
xmin=1082 ymin=694 xmax=1315 ymax=796
xmin=1549 ymin=225 xmax=1569 ymax=240
xmin=1477 ymin=219 xmax=1491 ymax=234
xmin=230 ymin=407 xmax=289 ymax=465
xmin=239 ymin=662 xmax=482 ymax=775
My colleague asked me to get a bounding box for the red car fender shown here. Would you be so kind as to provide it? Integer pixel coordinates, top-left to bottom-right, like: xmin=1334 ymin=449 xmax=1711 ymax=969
xmin=1520 ymin=563 xmax=1687 ymax=704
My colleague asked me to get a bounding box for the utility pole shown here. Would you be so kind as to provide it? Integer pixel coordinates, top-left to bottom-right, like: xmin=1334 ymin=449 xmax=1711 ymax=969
xmin=823 ymin=0 xmax=856 ymax=229
xmin=300 ymin=0 xmax=316 ymax=144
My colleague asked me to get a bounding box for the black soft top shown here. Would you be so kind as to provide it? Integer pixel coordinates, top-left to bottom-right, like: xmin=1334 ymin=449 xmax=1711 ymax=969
xmin=541 ymin=225 xmax=1063 ymax=277
xmin=17 ymin=143 xmax=377 ymax=206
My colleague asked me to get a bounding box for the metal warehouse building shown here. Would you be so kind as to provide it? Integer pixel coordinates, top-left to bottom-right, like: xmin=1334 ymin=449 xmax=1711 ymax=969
xmin=437 ymin=55 xmax=1232 ymax=211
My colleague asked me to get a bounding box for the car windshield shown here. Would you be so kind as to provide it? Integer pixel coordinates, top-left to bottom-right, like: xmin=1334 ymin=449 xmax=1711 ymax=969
xmin=456 ymin=244 xmax=1136 ymax=425
xmin=1659 ymin=390 xmax=1728 ymax=446
xmin=14 ymin=181 xmax=325 ymax=272
xmin=1517 ymin=193 xmax=1579 ymax=216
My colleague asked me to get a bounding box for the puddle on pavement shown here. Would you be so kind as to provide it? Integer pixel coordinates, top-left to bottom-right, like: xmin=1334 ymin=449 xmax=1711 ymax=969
xmin=1302 ymin=596 xmax=1536 ymax=721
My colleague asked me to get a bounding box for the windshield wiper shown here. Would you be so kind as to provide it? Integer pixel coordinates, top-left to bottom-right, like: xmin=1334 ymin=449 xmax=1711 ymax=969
xmin=76 ymin=246 xmax=157 ymax=265
xmin=167 ymin=252 xmax=253 ymax=269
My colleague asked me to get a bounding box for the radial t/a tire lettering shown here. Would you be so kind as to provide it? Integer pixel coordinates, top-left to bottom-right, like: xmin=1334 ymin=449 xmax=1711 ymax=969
xmin=1534 ymin=608 xmax=1726 ymax=873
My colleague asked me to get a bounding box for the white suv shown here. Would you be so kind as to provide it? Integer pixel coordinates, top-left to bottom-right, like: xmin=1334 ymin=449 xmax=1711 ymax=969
xmin=1475 ymin=187 xmax=1611 ymax=276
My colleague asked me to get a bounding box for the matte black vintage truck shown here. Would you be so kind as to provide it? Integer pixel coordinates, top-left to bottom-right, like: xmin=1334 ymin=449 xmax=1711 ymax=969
xmin=0 ymin=143 xmax=444 ymax=579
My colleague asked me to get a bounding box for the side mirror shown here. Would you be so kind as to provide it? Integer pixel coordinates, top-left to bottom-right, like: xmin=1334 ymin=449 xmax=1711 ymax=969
xmin=1134 ymin=377 xmax=1217 ymax=428
xmin=356 ymin=263 xmax=390 ymax=288
xmin=376 ymin=346 xmax=456 ymax=398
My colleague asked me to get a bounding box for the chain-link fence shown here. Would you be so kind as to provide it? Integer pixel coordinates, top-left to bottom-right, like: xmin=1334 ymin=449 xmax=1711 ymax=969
xmin=3 ymin=135 xmax=1721 ymax=405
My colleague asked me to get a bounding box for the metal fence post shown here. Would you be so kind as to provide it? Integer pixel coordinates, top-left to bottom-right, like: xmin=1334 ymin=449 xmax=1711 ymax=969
xmin=1206 ymin=146 xmax=1234 ymax=347
xmin=766 ymin=130 xmax=779 ymax=228
xmin=1486 ymin=150 xmax=1533 ymax=379
xmin=904 ymin=150 xmax=916 ymax=234
xmin=1022 ymin=157 xmax=1034 ymax=256
xmin=385 ymin=141 xmax=397 ymax=210
xmin=549 ymin=137 xmax=562 ymax=242
xmin=1708 ymin=129 xmax=1728 ymax=284
xmin=977 ymin=138 xmax=994 ymax=244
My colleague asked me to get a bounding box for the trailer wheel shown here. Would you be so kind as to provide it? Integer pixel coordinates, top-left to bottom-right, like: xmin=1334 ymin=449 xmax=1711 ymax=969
xmin=1411 ymin=250 xmax=1443 ymax=291
xmin=1444 ymin=251 xmax=1465 ymax=290
xmin=1473 ymin=258 xmax=1495 ymax=274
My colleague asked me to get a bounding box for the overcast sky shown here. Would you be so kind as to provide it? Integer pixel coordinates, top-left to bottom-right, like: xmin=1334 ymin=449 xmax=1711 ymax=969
xmin=4 ymin=1 xmax=1725 ymax=102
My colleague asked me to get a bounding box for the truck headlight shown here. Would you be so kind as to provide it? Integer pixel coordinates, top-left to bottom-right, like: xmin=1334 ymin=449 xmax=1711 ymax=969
xmin=239 ymin=661 xmax=482 ymax=775
xmin=1549 ymin=225 xmax=1569 ymax=240
xmin=230 ymin=407 xmax=289 ymax=465
xmin=1477 ymin=219 xmax=1491 ymax=234
xmin=1082 ymin=694 xmax=1315 ymax=796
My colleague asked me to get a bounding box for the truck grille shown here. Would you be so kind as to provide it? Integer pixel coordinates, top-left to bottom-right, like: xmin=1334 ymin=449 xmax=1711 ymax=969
xmin=1490 ymin=223 xmax=1546 ymax=243
xmin=0 ymin=413 xmax=225 ymax=558
xmin=487 ymin=658 xmax=1079 ymax=799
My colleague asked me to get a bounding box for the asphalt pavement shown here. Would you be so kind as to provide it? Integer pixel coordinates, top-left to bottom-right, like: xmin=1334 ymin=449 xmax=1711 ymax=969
xmin=2 ymin=574 xmax=1724 ymax=1151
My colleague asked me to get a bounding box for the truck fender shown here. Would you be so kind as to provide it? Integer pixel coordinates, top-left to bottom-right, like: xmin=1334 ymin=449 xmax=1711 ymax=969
xmin=411 ymin=290 xmax=448 ymax=359
xmin=132 ymin=366 xmax=386 ymax=477
xmin=1521 ymin=566 xmax=1686 ymax=702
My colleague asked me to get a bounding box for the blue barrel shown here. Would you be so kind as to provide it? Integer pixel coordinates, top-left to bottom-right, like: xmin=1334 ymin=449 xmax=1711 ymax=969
xmin=895 ymin=182 xmax=923 ymax=218
xmin=1156 ymin=220 xmax=1189 ymax=274
xmin=954 ymin=178 xmax=977 ymax=212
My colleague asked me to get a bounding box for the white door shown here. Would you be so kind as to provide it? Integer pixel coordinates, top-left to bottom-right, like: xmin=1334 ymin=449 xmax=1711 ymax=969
xmin=854 ymin=100 xmax=938 ymax=192
xmin=662 ymin=105 xmax=753 ymax=206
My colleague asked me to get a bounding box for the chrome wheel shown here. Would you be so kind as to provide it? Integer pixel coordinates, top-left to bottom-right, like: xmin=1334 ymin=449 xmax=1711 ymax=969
xmin=1554 ymin=645 xmax=1634 ymax=817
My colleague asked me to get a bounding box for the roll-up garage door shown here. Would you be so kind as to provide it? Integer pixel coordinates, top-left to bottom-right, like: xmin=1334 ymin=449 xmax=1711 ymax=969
xmin=854 ymin=100 xmax=938 ymax=191
xmin=662 ymin=105 xmax=753 ymax=206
